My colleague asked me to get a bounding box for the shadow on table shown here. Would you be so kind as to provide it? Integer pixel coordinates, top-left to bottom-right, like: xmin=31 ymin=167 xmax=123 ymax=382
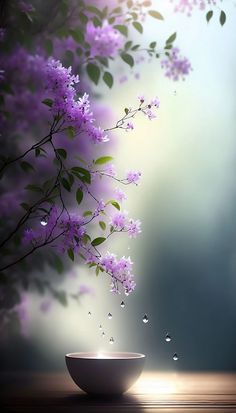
xmin=64 ymin=392 xmax=145 ymax=412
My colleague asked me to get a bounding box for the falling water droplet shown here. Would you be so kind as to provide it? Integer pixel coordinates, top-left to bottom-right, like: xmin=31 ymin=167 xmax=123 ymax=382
xmin=88 ymin=311 xmax=92 ymax=317
xmin=120 ymin=301 xmax=125 ymax=308
xmin=108 ymin=312 xmax=112 ymax=319
xmin=109 ymin=337 xmax=114 ymax=344
xmin=165 ymin=333 xmax=171 ymax=342
xmin=173 ymin=353 xmax=179 ymax=361
xmin=102 ymin=332 xmax=105 ymax=338
xmin=40 ymin=219 xmax=48 ymax=226
xmin=125 ymin=291 xmax=129 ymax=296
xmin=99 ymin=324 xmax=102 ymax=330
xmin=142 ymin=314 xmax=149 ymax=324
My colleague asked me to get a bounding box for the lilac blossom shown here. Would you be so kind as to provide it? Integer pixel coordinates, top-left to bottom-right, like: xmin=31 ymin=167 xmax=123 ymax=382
xmin=100 ymin=252 xmax=136 ymax=295
xmin=85 ymin=21 xmax=124 ymax=58
xmin=171 ymin=0 xmax=216 ymax=16
xmin=127 ymin=219 xmax=142 ymax=238
xmin=161 ymin=47 xmax=192 ymax=81
xmin=126 ymin=121 xmax=134 ymax=131
xmin=114 ymin=188 xmax=127 ymax=202
xmin=111 ymin=211 xmax=127 ymax=230
xmin=126 ymin=170 xmax=142 ymax=185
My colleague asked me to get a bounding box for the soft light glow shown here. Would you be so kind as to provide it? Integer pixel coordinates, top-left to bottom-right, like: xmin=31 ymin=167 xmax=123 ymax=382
xmin=135 ymin=373 xmax=178 ymax=395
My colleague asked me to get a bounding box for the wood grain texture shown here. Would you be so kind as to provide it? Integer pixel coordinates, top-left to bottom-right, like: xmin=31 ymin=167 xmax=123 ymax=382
xmin=1 ymin=372 xmax=236 ymax=412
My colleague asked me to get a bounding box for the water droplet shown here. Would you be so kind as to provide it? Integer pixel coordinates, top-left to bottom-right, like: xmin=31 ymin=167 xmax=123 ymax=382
xmin=40 ymin=219 xmax=48 ymax=226
xmin=128 ymin=246 xmax=130 ymax=250
xmin=173 ymin=353 xmax=179 ymax=361
xmin=165 ymin=333 xmax=171 ymax=342
xmin=125 ymin=290 xmax=129 ymax=296
xmin=120 ymin=301 xmax=125 ymax=308
xmin=109 ymin=337 xmax=114 ymax=344
xmin=88 ymin=311 xmax=92 ymax=317
xmin=108 ymin=312 xmax=112 ymax=319
xmin=102 ymin=332 xmax=105 ymax=337
xmin=173 ymin=90 xmax=177 ymax=96
xmin=99 ymin=324 xmax=102 ymax=330
xmin=142 ymin=314 xmax=149 ymax=324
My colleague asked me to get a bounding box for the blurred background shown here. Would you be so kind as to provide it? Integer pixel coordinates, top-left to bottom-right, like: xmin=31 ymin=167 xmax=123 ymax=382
xmin=1 ymin=0 xmax=236 ymax=372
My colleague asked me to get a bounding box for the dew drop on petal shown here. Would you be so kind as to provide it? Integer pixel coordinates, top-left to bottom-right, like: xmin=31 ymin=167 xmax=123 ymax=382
xmin=40 ymin=219 xmax=48 ymax=226
xmin=142 ymin=314 xmax=148 ymax=324
xmin=173 ymin=353 xmax=179 ymax=361
xmin=109 ymin=337 xmax=114 ymax=344
xmin=165 ymin=333 xmax=171 ymax=342
xmin=88 ymin=311 xmax=92 ymax=317
xmin=108 ymin=312 xmax=112 ymax=319
xmin=120 ymin=301 xmax=125 ymax=308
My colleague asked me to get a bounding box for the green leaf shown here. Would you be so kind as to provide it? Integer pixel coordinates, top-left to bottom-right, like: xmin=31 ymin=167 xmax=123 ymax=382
xmin=220 ymin=10 xmax=226 ymax=26
xmin=132 ymin=21 xmax=143 ymax=33
xmin=121 ymin=52 xmax=134 ymax=67
xmin=166 ymin=32 xmax=177 ymax=44
xmin=76 ymin=188 xmax=83 ymax=205
xmin=66 ymin=126 xmax=76 ymax=139
xmin=86 ymin=63 xmax=100 ymax=85
xmin=82 ymin=234 xmax=91 ymax=244
xmin=56 ymin=148 xmax=67 ymax=159
xmin=25 ymin=184 xmax=43 ymax=193
xmin=70 ymin=29 xmax=84 ymax=43
xmin=124 ymin=107 xmax=129 ymax=115
xmin=96 ymin=266 xmax=100 ymax=276
xmin=85 ymin=5 xmax=103 ymax=18
xmin=54 ymin=290 xmax=67 ymax=306
xmin=53 ymin=255 xmax=64 ymax=274
xmin=67 ymin=248 xmax=74 ymax=261
xmin=114 ymin=25 xmax=128 ymax=36
xmin=20 ymin=202 xmax=30 ymax=211
xmin=103 ymin=72 xmax=113 ymax=88
xmin=149 ymin=41 xmax=157 ymax=49
xmin=206 ymin=10 xmax=213 ymax=22
xmin=61 ymin=178 xmax=71 ymax=192
xmin=125 ymin=40 xmax=132 ymax=50
xmin=20 ymin=161 xmax=35 ymax=173
xmin=42 ymin=98 xmax=53 ymax=107
xmin=91 ymin=237 xmax=106 ymax=247
xmin=83 ymin=210 xmax=93 ymax=217
xmin=99 ymin=221 xmax=106 ymax=230
xmin=94 ymin=156 xmax=113 ymax=165
xmin=71 ymin=167 xmax=91 ymax=184
xmin=148 ymin=10 xmax=164 ymax=20
xmin=106 ymin=199 xmax=120 ymax=210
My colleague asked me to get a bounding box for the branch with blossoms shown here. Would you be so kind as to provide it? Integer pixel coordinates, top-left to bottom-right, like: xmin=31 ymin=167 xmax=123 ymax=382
xmin=0 ymin=58 xmax=159 ymax=295
xmin=170 ymin=0 xmax=227 ymax=25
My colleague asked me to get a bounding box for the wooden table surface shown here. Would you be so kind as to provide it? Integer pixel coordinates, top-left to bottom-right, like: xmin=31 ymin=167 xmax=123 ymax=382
xmin=1 ymin=372 xmax=236 ymax=412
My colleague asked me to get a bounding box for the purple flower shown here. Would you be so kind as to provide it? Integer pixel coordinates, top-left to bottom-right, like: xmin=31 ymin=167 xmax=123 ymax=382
xmin=161 ymin=47 xmax=192 ymax=81
xmin=111 ymin=211 xmax=127 ymax=230
xmin=127 ymin=219 xmax=142 ymax=238
xmin=99 ymin=252 xmax=136 ymax=295
xmin=114 ymin=188 xmax=127 ymax=202
xmin=126 ymin=121 xmax=134 ymax=131
xmin=126 ymin=170 xmax=142 ymax=185
xmin=19 ymin=1 xmax=35 ymax=13
xmin=22 ymin=228 xmax=36 ymax=245
xmin=103 ymin=163 xmax=117 ymax=177
xmin=171 ymin=0 xmax=216 ymax=16
xmin=85 ymin=21 xmax=123 ymax=58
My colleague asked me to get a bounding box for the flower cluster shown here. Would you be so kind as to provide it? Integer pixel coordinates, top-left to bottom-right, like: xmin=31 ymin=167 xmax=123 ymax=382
xmin=171 ymin=0 xmax=216 ymax=16
xmin=161 ymin=47 xmax=192 ymax=81
xmin=45 ymin=59 xmax=108 ymax=143
xmin=85 ymin=21 xmax=124 ymax=58
xmin=100 ymin=253 xmax=136 ymax=295
xmin=110 ymin=211 xmax=142 ymax=238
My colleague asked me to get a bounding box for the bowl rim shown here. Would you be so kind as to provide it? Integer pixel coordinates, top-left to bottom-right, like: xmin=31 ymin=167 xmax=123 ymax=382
xmin=65 ymin=351 xmax=146 ymax=360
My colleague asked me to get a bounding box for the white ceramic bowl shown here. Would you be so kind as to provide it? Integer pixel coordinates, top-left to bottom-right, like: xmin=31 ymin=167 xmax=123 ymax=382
xmin=65 ymin=352 xmax=146 ymax=395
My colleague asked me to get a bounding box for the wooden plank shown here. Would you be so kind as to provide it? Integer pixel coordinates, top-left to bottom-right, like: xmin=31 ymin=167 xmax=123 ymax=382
xmin=1 ymin=372 xmax=236 ymax=412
